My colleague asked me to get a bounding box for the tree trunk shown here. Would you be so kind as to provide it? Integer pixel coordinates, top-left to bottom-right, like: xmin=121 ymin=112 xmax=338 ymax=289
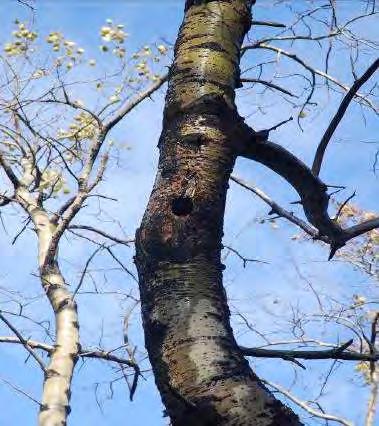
xmin=38 ymin=259 xmax=79 ymax=426
xmin=135 ymin=1 xmax=301 ymax=425
xmin=36 ymin=213 xmax=80 ymax=426
xmin=16 ymin=180 xmax=79 ymax=426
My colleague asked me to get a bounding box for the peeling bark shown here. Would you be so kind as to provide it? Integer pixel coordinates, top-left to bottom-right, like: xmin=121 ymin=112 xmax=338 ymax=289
xmin=135 ymin=1 xmax=301 ymax=424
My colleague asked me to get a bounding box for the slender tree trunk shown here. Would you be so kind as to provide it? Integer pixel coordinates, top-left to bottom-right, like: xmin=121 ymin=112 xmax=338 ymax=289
xmin=35 ymin=215 xmax=79 ymax=426
xmin=365 ymin=369 xmax=378 ymax=426
xmin=16 ymin=181 xmax=79 ymax=425
xmin=135 ymin=1 xmax=301 ymax=424
xmin=38 ymin=257 xmax=79 ymax=426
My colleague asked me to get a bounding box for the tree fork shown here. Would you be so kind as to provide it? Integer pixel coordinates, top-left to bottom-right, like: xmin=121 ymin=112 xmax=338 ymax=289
xmin=135 ymin=1 xmax=301 ymax=424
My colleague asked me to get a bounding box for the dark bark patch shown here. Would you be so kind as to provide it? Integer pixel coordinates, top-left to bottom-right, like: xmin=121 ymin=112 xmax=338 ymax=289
xmin=56 ymin=298 xmax=70 ymax=313
xmin=171 ymin=196 xmax=194 ymax=216
xmin=188 ymin=41 xmax=226 ymax=53
xmin=181 ymin=133 xmax=205 ymax=150
xmin=185 ymin=0 xmax=235 ymax=11
xmin=45 ymin=368 xmax=60 ymax=378
xmin=265 ymin=399 xmax=302 ymax=425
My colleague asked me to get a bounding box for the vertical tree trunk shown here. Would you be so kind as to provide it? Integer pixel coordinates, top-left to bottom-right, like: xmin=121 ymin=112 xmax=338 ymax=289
xmin=16 ymin=180 xmax=79 ymax=425
xmin=135 ymin=1 xmax=301 ymax=424
xmin=365 ymin=370 xmax=378 ymax=426
xmin=38 ymin=257 xmax=79 ymax=426
xmin=34 ymin=213 xmax=79 ymax=426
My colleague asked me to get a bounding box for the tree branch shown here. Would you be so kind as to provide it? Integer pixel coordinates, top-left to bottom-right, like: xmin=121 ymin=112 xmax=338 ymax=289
xmin=0 ymin=153 xmax=19 ymax=188
xmin=251 ymin=20 xmax=286 ymax=28
xmin=0 ymin=376 xmax=41 ymax=406
xmin=103 ymin=74 xmax=168 ymax=133
xmin=241 ymin=339 xmax=379 ymax=362
xmin=246 ymin=43 xmax=378 ymax=112
xmin=344 ymin=217 xmax=379 ymax=241
xmin=312 ymin=58 xmax=379 ymax=175
xmin=262 ymin=379 xmax=353 ymax=426
xmin=238 ymin=126 xmax=379 ymax=257
xmin=68 ymin=225 xmax=134 ymax=246
xmin=240 ymin=78 xmax=297 ymax=97
xmin=0 ymin=312 xmax=46 ymax=373
xmin=0 ymin=336 xmax=139 ymax=370
xmin=72 ymin=244 xmax=104 ymax=298
xmin=239 ymin=134 xmax=343 ymax=239
xmin=230 ymin=175 xmax=329 ymax=243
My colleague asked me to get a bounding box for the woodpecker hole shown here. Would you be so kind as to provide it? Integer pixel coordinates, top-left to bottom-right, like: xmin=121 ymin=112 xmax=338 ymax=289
xmin=171 ymin=196 xmax=193 ymax=216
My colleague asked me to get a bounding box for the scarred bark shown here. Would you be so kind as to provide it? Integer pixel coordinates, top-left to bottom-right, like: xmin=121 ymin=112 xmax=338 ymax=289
xmin=135 ymin=1 xmax=301 ymax=424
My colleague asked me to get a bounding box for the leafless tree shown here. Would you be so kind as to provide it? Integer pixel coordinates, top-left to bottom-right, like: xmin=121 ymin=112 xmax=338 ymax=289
xmin=0 ymin=17 xmax=167 ymax=425
xmin=0 ymin=1 xmax=378 ymax=425
xmin=134 ymin=1 xmax=378 ymax=425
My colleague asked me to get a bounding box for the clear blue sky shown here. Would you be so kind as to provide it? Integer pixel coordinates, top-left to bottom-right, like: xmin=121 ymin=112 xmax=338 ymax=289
xmin=0 ymin=1 xmax=378 ymax=425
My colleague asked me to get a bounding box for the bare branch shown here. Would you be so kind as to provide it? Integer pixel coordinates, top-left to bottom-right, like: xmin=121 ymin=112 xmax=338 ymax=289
xmin=0 ymin=376 xmax=41 ymax=406
xmin=0 ymin=311 xmax=46 ymax=373
xmin=223 ymin=244 xmax=268 ymax=267
xmin=312 ymin=58 xmax=379 ymax=175
xmin=0 ymin=153 xmax=19 ymax=187
xmin=241 ymin=339 xmax=379 ymax=362
xmin=103 ymin=74 xmax=168 ymax=133
xmin=230 ymin=175 xmax=328 ymax=243
xmin=68 ymin=225 xmax=134 ymax=246
xmin=262 ymin=379 xmax=353 ymax=426
xmin=16 ymin=0 xmax=35 ymax=11
xmin=105 ymin=247 xmax=138 ymax=283
xmin=79 ymin=348 xmax=139 ymax=369
xmin=240 ymin=78 xmax=298 ymax=97
xmin=251 ymin=20 xmax=286 ymax=28
xmin=248 ymin=43 xmax=378 ymax=112
xmin=344 ymin=217 xmax=379 ymax=241
xmin=0 ymin=192 xmax=13 ymax=207
xmin=72 ymin=245 xmax=104 ymax=298
xmin=0 ymin=335 xmax=138 ymax=367
xmin=333 ymin=191 xmax=356 ymax=222
xmin=0 ymin=336 xmax=139 ymax=373
xmin=0 ymin=336 xmax=53 ymax=352
xmin=237 ymin=127 xmax=379 ymax=257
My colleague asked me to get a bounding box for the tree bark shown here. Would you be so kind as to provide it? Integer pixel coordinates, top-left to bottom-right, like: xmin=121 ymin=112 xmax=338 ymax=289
xmin=16 ymin=165 xmax=79 ymax=426
xmin=135 ymin=1 xmax=301 ymax=425
xmin=38 ymin=249 xmax=79 ymax=426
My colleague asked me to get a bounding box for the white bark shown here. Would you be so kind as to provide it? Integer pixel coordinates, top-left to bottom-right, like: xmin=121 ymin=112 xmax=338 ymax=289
xmin=16 ymin=158 xmax=80 ymax=426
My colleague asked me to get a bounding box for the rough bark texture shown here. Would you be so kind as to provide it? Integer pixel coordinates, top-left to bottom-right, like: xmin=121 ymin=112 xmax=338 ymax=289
xmin=135 ymin=1 xmax=301 ymax=425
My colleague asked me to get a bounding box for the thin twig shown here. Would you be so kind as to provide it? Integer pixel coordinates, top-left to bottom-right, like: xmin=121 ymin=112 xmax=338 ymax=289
xmin=230 ymin=175 xmax=328 ymax=243
xmin=262 ymin=379 xmax=353 ymax=426
xmin=0 ymin=311 xmax=46 ymax=373
xmin=68 ymin=225 xmax=133 ymax=246
xmin=72 ymin=245 xmax=104 ymax=298
xmin=0 ymin=376 xmax=41 ymax=406
xmin=240 ymin=78 xmax=297 ymax=97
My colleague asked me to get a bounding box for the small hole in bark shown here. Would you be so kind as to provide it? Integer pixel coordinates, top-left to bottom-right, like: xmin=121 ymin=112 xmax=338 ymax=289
xmin=171 ymin=196 xmax=193 ymax=216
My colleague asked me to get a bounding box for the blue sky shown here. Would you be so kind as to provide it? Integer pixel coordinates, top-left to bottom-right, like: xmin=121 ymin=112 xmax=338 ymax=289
xmin=0 ymin=1 xmax=378 ymax=425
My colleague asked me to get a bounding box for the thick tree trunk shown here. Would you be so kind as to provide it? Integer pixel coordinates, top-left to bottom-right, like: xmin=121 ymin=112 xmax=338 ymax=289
xmin=135 ymin=1 xmax=301 ymax=424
